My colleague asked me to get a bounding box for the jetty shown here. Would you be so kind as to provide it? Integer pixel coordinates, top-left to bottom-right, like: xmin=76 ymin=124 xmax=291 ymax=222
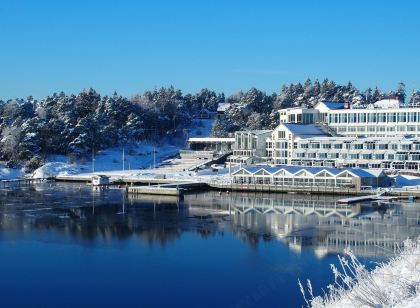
xmin=337 ymin=192 xmax=398 ymax=204
xmin=1 ymin=178 xmax=50 ymax=187
xmin=128 ymin=182 xmax=207 ymax=196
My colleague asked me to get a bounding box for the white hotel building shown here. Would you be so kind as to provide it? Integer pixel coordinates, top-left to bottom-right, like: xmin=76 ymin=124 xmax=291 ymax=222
xmin=279 ymin=99 xmax=420 ymax=137
xmin=232 ymin=99 xmax=420 ymax=171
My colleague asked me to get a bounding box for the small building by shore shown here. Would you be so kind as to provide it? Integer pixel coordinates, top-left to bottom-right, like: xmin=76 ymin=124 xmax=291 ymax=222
xmin=92 ymin=175 xmax=110 ymax=186
xmin=232 ymin=165 xmax=391 ymax=190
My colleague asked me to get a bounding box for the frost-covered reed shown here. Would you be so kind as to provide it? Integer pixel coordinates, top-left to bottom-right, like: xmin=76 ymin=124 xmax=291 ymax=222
xmin=299 ymin=238 xmax=420 ymax=308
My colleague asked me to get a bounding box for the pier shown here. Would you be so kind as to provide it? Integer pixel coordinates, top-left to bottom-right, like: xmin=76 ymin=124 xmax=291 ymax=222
xmin=1 ymin=178 xmax=50 ymax=188
xmin=128 ymin=182 xmax=207 ymax=196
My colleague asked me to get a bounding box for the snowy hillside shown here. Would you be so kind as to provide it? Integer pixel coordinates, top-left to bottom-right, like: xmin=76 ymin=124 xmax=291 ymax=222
xmin=32 ymin=142 xmax=181 ymax=179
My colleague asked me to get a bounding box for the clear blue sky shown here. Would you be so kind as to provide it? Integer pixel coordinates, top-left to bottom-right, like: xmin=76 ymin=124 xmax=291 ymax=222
xmin=1 ymin=0 xmax=419 ymax=100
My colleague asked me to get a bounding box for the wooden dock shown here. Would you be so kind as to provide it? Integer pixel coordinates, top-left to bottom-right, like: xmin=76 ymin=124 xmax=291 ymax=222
xmin=337 ymin=194 xmax=384 ymax=204
xmin=128 ymin=182 xmax=207 ymax=196
xmin=0 ymin=178 xmax=51 ymax=187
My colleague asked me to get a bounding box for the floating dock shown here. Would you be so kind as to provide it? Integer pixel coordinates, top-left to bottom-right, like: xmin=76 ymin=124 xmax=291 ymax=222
xmin=127 ymin=182 xmax=207 ymax=196
xmin=337 ymin=193 xmax=400 ymax=204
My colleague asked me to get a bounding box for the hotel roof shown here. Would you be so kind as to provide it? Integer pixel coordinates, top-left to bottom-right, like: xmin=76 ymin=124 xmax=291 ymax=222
xmin=283 ymin=123 xmax=329 ymax=137
xmin=235 ymin=165 xmax=383 ymax=178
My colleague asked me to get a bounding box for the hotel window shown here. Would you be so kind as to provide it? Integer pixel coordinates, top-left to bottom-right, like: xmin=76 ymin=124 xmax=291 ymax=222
xmin=414 ymin=144 xmax=420 ymax=151
xmin=374 ymin=154 xmax=384 ymax=160
xmin=387 ymin=126 xmax=395 ymax=132
xmin=333 ymin=144 xmax=342 ymax=149
xmin=397 ymin=112 xmax=407 ymax=122
xmin=358 ymin=113 xmax=366 ymax=123
xmin=368 ymin=113 xmax=377 ymax=123
xmin=408 ymin=112 xmax=417 ymax=122
xmin=362 ymin=154 xmax=372 ymax=160
xmin=408 ymin=126 xmax=416 ymax=132
xmin=411 ymin=154 xmax=420 ymax=161
xmin=390 ymin=144 xmax=398 ymax=150
xmin=397 ymin=126 xmax=406 ymax=132
xmin=322 ymin=143 xmax=331 ymax=149
xmin=378 ymin=144 xmax=388 ymax=150
xmin=341 ymin=114 xmax=348 ymax=123
xmin=328 ymin=153 xmax=339 ymax=159
xmin=387 ymin=112 xmax=397 ymax=122
xmin=278 ymin=131 xmax=285 ymax=139
xmin=338 ymin=127 xmax=347 ymax=132
xmin=400 ymin=144 xmax=411 ymax=151
xmin=348 ymin=127 xmax=356 ymax=132
xmin=365 ymin=143 xmax=375 ymax=150
xmin=348 ymin=113 xmax=357 ymax=123
xmin=357 ymin=126 xmax=365 ymax=132
xmin=377 ymin=126 xmax=386 ymax=132
xmin=368 ymin=126 xmax=376 ymax=132
xmin=387 ymin=154 xmax=395 ymax=160
xmin=378 ymin=113 xmax=386 ymax=122
xmin=382 ymin=162 xmax=391 ymax=168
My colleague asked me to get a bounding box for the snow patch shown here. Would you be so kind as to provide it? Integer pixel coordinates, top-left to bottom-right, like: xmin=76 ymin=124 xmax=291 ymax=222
xmin=32 ymin=162 xmax=80 ymax=179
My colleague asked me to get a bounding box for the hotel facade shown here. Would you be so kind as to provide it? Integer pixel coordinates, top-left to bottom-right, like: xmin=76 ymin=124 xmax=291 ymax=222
xmin=230 ymin=99 xmax=420 ymax=172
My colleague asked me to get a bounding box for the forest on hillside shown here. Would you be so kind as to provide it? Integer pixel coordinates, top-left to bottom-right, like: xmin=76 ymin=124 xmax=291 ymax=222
xmin=0 ymin=79 xmax=418 ymax=170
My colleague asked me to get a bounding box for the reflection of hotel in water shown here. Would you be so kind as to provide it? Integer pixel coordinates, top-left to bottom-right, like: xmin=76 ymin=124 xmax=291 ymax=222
xmin=184 ymin=192 xmax=420 ymax=258
xmin=1 ymin=185 xmax=419 ymax=258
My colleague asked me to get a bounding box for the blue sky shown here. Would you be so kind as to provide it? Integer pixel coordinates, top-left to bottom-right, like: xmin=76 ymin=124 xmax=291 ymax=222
xmin=1 ymin=0 xmax=419 ymax=100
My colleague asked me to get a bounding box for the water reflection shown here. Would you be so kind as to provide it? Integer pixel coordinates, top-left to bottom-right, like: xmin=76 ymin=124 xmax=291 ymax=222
xmin=1 ymin=183 xmax=419 ymax=258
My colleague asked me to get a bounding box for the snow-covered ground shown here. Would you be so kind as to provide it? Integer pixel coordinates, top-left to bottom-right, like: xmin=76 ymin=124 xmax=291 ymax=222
xmin=32 ymin=142 xmax=181 ymax=179
xmin=30 ymin=119 xmax=215 ymax=179
xmin=302 ymin=238 xmax=420 ymax=308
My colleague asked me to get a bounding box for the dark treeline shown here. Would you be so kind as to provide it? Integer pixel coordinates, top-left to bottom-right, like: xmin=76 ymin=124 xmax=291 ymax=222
xmin=0 ymin=79 xmax=417 ymax=170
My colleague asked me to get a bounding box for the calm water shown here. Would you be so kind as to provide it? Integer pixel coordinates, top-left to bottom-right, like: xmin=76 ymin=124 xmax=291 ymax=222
xmin=0 ymin=183 xmax=419 ymax=308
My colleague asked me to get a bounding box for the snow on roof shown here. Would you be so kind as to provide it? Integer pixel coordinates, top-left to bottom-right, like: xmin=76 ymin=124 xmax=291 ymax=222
xmin=217 ymin=103 xmax=231 ymax=112
xmin=373 ymin=99 xmax=400 ymax=109
xmin=283 ymin=124 xmax=329 ymax=136
xmin=236 ymin=165 xmax=383 ymax=178
xmin=188 ymin=137 xmax=235 ymax=143
xmin=236 ymin=130 xmax=272 ymax=135
xmin=320 ymin=101 xmax=347 ymax=110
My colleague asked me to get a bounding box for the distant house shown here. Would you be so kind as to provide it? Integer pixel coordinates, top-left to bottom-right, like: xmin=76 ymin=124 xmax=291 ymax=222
xmin=197 ymin=108 xmax=217 ymax=119
xmin=92 ymin=175 xmax=110 ymax=186
xmin=216 ymin=103 xmax=231 ymax=118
